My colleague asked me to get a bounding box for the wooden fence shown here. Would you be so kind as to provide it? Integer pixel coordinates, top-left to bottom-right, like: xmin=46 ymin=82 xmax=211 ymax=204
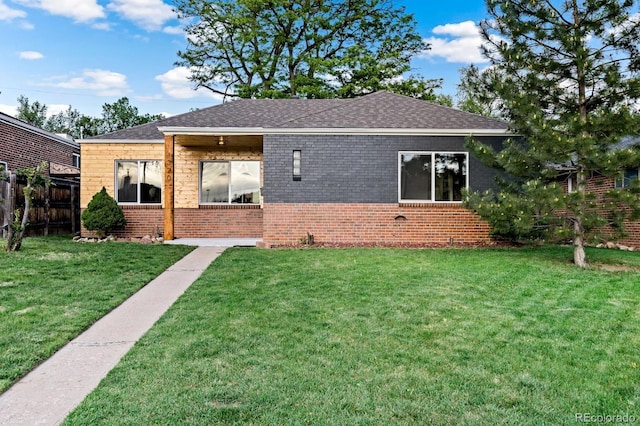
xmin=1 ymin=171 xmax=80 ymax=237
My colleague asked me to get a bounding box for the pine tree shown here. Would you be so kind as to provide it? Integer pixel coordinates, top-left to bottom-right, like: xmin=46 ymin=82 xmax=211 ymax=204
xmin=463 ymin=0 xmax=640 ymax=266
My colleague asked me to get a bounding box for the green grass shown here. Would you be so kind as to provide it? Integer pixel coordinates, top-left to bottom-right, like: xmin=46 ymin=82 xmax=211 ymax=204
xmin=65 ymin=246 xmax=640 ymax=425
xmin=0 ymin=236 xmax=193 ymax=392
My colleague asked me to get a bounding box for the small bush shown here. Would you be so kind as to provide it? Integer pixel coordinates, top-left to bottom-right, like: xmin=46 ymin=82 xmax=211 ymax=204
xmin=82 ymin=187 xmax=126 ymax=237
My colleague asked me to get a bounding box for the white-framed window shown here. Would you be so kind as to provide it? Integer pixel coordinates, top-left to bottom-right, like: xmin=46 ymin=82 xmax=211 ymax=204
xmin=115 ymin=160 xmax=162 ymax=204
xmin=0 ymin=161 xmax=7 ymax=172
xmin=72 ymin=153 xmax=80 ymax=168
xmin=615 ymin=167 xmax=639 ymax=189
xmin=200 ymin=160 xmax=261 ymax=205
xmin=567 ymin=174 xmax=577 ymax=193
xmin=399 ymin=152 xmax=468 ymax=203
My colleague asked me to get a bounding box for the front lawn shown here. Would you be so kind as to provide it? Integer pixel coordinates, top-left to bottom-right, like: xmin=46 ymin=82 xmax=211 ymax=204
xmin=65 ymin=247 xmax=640 ymax=425
xmin=0 ymin=236 xmax=193 ymax=393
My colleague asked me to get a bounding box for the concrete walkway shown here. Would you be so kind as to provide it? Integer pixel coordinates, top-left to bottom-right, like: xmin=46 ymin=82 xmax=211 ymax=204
xmin=0 ymin=245 xmax=226 ymax=426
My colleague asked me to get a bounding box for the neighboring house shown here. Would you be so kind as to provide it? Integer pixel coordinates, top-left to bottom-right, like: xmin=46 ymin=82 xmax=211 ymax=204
xmin=0 ymin=112 xmax=81 ymax=235
xmin=80 ymin=91 xmax=511 ymax=246
xmin=0 ymin=111 xmax=80 ymax=177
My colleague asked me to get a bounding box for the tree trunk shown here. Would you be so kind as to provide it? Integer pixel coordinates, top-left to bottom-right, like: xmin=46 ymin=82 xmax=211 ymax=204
xmin=573 ymin=237 xmax=587 ymax=267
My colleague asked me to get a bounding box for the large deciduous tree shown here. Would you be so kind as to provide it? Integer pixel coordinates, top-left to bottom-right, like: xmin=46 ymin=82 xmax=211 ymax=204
xmin=463 ymin=0 xmax=640 ymax=267
xmin=13 ymin=96 xmax=163 ymax=138
xmin=98 ymin=97 xmax=165 ymax=134
xmin=16 ymin=95 xmax=48 ymax=128
xmin=174 ymin=0 xmax=444 ymax=101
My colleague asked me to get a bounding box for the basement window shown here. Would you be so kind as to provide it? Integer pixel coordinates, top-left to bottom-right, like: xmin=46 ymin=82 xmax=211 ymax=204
xmin=399 ymin=152 xmax=468 ymax=203
xmin=115 ymin=160 xmax=162 ymax=204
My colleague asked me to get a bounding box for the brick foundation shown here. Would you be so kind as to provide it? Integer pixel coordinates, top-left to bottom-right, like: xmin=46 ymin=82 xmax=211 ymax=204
xmin=80 ymin=206 xmax=164 ymax=238
xmin=263 ymin=203 xmax=491 ymax=246
xmin=174 ymin=206 xmax=263 ymax=238
xmin=81 ymin=205 xmax=263 ymax=239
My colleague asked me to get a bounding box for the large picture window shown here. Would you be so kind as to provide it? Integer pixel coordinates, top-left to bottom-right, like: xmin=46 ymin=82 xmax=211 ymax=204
xmin=116 ymin=160 xmax=162 ymax=204
xmin=399 ymin=152 xmax=468 ymax=202
xmin=200 ymin=161 xmax=260 ymax=205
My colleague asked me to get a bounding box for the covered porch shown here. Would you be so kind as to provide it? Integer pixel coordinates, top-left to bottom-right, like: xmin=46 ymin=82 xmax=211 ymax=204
xmin=161 ymin=131 xmax=264 ymax=241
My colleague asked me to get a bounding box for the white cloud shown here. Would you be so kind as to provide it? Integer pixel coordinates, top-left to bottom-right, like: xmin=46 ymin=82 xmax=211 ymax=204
xmin=46 ymin=69 xmax=130 ymax=97
xmin=107 ymin=0 xmax=176 ymax=31
xmin=19 ymin=50 xmax=43 ymax=60
xmin=0 ymin=104 xmax=18 ymax=116
xmin=13 ymin=0 xmax=105 ymax=22
xmin=422 ymin=20 xmax=488 ymax=64
xmin=163 ymin=25 xmax=183 ymax=35
xmin=433 ymin=21 xmax=481 ymax=38
xmin=155 ymin=67 xmax=222 ymax=100
xmin=91 ymin=22 xmax=111 ymax=31
xmin=47 ymin=104 xmax=70 ymax=117
xmin=0 ymin=1 xmax=26 ymax=20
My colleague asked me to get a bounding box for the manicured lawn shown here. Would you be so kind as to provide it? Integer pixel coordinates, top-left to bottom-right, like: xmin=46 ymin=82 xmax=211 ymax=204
xmin=65 ymin=247 xmax=640 ymax=425
xmin=0 ymin=236 xmax=193 ymax=393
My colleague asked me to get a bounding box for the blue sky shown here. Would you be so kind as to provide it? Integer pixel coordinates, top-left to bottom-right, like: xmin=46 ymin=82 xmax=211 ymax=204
xmin=0 ymin=0 xmax=491 ymax=119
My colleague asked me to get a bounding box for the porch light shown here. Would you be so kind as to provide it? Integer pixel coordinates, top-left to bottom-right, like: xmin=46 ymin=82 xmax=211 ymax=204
xmin=218 ymin=136 xmax=225 ymax=146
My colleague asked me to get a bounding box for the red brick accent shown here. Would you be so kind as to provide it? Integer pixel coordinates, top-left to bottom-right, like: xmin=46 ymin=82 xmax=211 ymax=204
xmin=174 ymin=206 xmax=262 ymax=238
xmin=586 ymin=176 xmax=640 ymax=248
xmin=559 ymin=175 xmax=640 ymax=247
xmin=81 ymin=205 xmax=263 ymax=239
xmin=80 ymin=206 xmax=164 ymax=238
xmin=263 ymin=203 xmax=491 ymax=246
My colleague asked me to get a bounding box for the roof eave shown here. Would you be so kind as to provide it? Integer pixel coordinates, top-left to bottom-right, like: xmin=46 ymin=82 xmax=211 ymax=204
xmin=79 ymin=139 xmax=164 ymax=144
xmin=157 ymin=126 xmax=511 ymax=137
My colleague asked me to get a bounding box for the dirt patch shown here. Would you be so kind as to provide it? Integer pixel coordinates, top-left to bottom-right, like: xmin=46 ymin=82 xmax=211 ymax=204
xmin=595 ymin=263 xmax=640 ymax=273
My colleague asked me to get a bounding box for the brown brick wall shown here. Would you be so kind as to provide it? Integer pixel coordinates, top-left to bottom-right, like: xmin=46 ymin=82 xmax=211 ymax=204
xmin=80 ymin=206 xmax=164 ymax=238
xmin=80 ymin=205 xmax=263 ymax=239
xmin=586 ymin=176 xmax=640 ymax=248
xmin=174 ymin=206 xmax=263 ymax=238
xmin=263 ymin=203 xmax=491 ymax=246
xmin=1 ymin=121 xmax=78 ymax=173
xmin=560 ymin=175 xmax=640 ymax=247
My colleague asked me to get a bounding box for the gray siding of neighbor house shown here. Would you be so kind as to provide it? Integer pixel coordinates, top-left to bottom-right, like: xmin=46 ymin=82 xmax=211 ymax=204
xmin=263 ymin=134 xmax=507 ymax=203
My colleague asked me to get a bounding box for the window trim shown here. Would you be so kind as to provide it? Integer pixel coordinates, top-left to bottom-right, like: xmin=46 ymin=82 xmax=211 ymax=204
xmin=72 ymin=153 xmax=80 ymax=168
xmin=398 ymin=151 xmax=469 ymax=203
xmin=199 ymin=160 xmax=261 ymax=205
xmin=114 ymin=160 xmax=163 ymax=205
xmin=615 ymin=167 xmax=640 ymax=189
xmin=292 ymin=150 xmax=301 ymax=181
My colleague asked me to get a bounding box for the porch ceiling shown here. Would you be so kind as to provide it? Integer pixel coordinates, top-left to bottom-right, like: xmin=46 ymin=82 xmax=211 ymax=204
xmin=174 ymin=134 xmax=263 ymax=150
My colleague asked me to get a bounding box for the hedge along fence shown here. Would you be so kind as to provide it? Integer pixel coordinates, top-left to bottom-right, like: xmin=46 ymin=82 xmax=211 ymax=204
xmin=1 ymin=170 xmax=80 ymax=238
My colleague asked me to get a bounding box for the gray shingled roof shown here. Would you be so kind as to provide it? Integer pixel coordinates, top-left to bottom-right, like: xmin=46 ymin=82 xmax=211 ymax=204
xmin=88 ymin=91 xmax=507 ymax=140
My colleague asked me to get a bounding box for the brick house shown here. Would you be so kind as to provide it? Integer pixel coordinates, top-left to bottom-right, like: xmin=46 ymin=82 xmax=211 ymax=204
xmin=0 ymin=111 xmax=80 ymax=177
xmin=1 ymin=112 xmax=81 ymax=235
xmin=80 ymin=91 xmax=513 ymax=246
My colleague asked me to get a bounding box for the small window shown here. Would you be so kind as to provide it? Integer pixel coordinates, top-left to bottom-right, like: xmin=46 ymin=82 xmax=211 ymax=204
xmin=615 ymin=168 xmax=639 ymax=189
xmin=567 ymin=174 xmax=576 ymax=193
xmin=292 ymin=150 xmax=301 ymax=181
xmin=73 ymin=153 xmax=80 ymax=168
xmin=0 ymin=161 xmax=7 ymax=172
xmin=115 ymin=160 xmax=162 ymax=204
xmin=399 ymin=152 xmax=468 ymax=202
xmin=200 ymin=160 xmax=260 ymax=204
